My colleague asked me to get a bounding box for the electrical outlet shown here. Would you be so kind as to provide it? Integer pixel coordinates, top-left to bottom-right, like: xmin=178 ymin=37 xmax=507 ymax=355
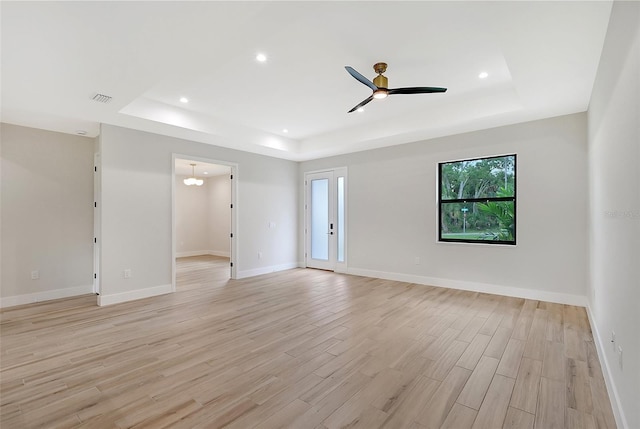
xmin=414 ymin=257 xmax=421 ymax=265
xmin=123 ymin=269 xmax=132 ymax=279
xmin=258 ymin=252 xmax=263 ymax=259
xmin=31 ymin=270 xmax=39 ymax=280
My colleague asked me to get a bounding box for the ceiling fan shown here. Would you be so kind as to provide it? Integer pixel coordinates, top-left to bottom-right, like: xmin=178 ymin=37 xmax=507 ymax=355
xmin=345 ymin=62 xmax=447 ymax=113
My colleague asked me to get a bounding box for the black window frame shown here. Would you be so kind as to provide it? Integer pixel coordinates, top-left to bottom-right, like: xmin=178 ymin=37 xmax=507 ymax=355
xmin=438 ymin=154 xmax=517 ymax=245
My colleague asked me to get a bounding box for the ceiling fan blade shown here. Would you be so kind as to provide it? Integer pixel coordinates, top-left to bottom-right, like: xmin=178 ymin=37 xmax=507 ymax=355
xmin=388 ymin=86 xmax=447 ymax=95
xmin=348 ymin=95 xmax=374 ymax=113
xmin=345 ymin=66 xmax=377 ymax=91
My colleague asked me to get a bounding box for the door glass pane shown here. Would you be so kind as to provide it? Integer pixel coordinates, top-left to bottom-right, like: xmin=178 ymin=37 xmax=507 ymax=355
xmin=337 ymin=176 xmax=345 ymax=263
xmin=311 ymin=178 xmax=329 ymax=260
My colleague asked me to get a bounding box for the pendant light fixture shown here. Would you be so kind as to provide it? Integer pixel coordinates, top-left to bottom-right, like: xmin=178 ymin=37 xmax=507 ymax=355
xmin=183 ymin=163 xmax=203 ymax=186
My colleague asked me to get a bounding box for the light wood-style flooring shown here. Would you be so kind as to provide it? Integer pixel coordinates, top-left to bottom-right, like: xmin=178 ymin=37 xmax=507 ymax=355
xmin=1 ymin=256 xmax=617 ymax=428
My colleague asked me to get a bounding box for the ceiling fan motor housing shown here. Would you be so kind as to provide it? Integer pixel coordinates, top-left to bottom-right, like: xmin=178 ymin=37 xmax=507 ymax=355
xmin=373 ymin=62 xmax=388 ymax=88
xmin=373 ymin=74 xmax=388 ymax=88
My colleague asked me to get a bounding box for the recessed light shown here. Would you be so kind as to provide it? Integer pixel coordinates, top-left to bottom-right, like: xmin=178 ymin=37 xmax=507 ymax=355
xmin=282 ymin=129 xmax=288 ymax=133
xmin=180 ymin=97 xmax=189 ymax=103
xmin=76 ymin=130 xmax=87 ymax=135
xmin=357 ymin=107 xmax=364 ymax=113
xmin=478 ymin=72 xmax=489 ymax=79
xmin=256 ymin=53 xmax=267 ymax=62
xmin=203 ymin=171 xmax=209 ymax=175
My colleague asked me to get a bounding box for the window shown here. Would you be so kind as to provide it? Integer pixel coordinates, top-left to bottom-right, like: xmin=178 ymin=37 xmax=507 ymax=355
xmin=438 ymin=154 xmax=516 ymax=245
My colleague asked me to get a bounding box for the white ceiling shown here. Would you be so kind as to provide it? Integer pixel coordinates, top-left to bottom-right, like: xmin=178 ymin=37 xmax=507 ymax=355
xmin=1 ymin=1 xmax=612 ymax=161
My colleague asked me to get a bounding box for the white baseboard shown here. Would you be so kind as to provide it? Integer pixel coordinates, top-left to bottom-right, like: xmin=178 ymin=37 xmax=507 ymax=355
xmin=237 ymin=262 xmax=298 ymax=279
xmin=586 ymin=305 xmax=628 ymax=429
xmin=208 ymin=250 xmax=230 ymax=258
xmin=176 ymin=250 xmax=230 ymax=258
xmin=97 ymin=284 xmax=172 ymax=306
xmin=346 ymin=267 xmax=587 ymax=307
xmin=0 ymin=284 xmax=94 ymax=308
xmin=176 ymin=250 xmax=209 ymax=258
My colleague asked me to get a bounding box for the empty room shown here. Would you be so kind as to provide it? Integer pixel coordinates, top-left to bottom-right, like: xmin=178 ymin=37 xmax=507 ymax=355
xmin=1 ymin=1 xmax=638 ymax=429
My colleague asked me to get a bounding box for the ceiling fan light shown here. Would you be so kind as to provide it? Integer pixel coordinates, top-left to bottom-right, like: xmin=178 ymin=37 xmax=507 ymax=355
xmin=373 ymin=89 xmax=388 ymax=99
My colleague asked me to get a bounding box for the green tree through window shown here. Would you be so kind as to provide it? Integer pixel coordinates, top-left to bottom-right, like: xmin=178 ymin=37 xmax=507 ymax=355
xmin=438 ymin=155 xmax=516 ymax=244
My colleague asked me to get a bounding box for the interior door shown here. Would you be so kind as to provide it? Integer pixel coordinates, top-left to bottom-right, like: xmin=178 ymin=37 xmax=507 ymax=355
xmin=305 ymin=169 xmax=346 ymax=271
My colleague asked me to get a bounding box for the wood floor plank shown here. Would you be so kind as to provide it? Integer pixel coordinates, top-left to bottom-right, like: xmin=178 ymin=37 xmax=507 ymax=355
xmin=541 ymin=340 xmax=565 ymax=381
xmin=496 ymin=338 xmax=526 ymax=378
xmin=484 ymin=326 xmax=512 ymax=359
xmin=379 ymin=376 xmax=440 ymax=429
xmin=253 ymin=398 xmax=310 ymax=429
xmin=0 ymin=256 xmax=617 ymax=429
xmin=322 ymin=368 xmax=400 ymax=429
xmin=457 ymin=316 xmax=487 ymax=343
xmin=299 ymin=354 xmax=371 ymax=405
xmin=545 ymin=303 xmax=564 ymax=343
xmin=116 ymin=398 xmax=202 ymax=428
xmin=422 ymin=327 xmax=461 ymax=361
xmin=372 ymin=355 xmax=430 ymax=414
xmin=423 ymin=340 xmax=468 ymax=381
xmin=290 ymin=371 xmax=372 ymax=428
xmin=589 ymin=375 xmax=617 ymax=429
xmin=566 ymin=407 xmax=597 ymax=429
xmin=566 ymin=357 xmax=593 ymax=413
xmin=441 ymin=403 xmax=477 ymax=429
xmin=523 ymin=309 xmax=547 ymax=361
xmin=457 ymin=355 xmax=500 ymax=410
xmin=511 ymin=300 xmax=537 ymax=340
xmin=509 ymin=357 xmax=542 ymax=414
xmin=415 ymin=366 xmax=471 ymax=429
xmin=478 ymin=312 xmax=503 ymax=336
xmin=457 ymin=333 xmax=492 ymax=370
xmin=503 ymin=406 xmax=535 ymax=429
xmin=535 ymin=377 xmax=565 ymax=429
xmin=471 ymin=374 xmax=515 ymax=429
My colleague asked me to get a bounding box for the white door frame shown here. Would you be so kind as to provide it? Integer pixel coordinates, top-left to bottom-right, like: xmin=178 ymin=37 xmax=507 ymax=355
xmin=304 ymin=167 xmax=348 ymax=272
xmin=172 ymin=154 xmax=238 ymax=291
xmin=93 ymin=152 xmax=101 ymax=295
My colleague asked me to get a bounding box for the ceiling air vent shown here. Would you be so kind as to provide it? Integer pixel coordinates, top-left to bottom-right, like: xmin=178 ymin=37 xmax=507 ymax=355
xmin=92 ymin=93 xmax=112 ymax=103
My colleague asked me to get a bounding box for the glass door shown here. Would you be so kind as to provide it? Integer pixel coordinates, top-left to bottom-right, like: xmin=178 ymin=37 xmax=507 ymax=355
xmin=305 ymin=169 xmax=346 ymax=271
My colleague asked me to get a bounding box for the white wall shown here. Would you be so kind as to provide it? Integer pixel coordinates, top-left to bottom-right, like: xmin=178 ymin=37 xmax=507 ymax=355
xmin=207 ymin=174 xmax=231 ymax=256
xmin=175 ymin=174 xmax=231 ymax=257
xmin=300 ymin=113 xmax=589 ymax=304
xmin=0 ymin=123 xmax=94 ymax=306
xmin=175 ymin=175 xmax=210 ymax=256
xmin=98 ymin=124 xmax=297 ymax=304
xmin=587 ymin=2 xmax=640 ymax=428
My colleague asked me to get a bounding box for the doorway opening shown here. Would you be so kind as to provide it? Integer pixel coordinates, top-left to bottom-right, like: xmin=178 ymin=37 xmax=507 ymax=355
xmin=304 ymin=167 xmax=347 ymax=272
xmin=172 ymin=155 xmax=237 ymax=291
